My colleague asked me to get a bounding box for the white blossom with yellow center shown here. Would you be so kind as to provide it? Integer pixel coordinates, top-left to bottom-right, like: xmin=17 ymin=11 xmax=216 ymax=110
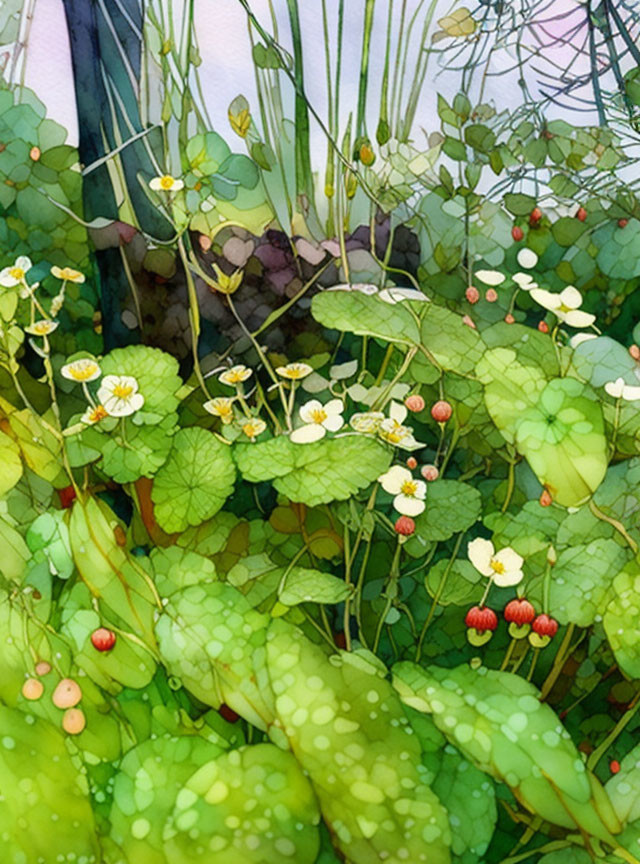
xmin=290 ymin=398 xmax=344 ymax=444
xmin=377 ymin=401 xmax=422 ymax=451
xmin=25 ymin=319 xmax=58 ymax=337
xmin=97 ymin=375 xmax=144 ymax=417
xmin=0 ymin=256 xmax=32 ymax=287
xmin=81 ymin=404 xmax=109 ymax=425
xmin=241 ymin=418 xmax=266 ymax=440
xmin=203 ymin=397 xmax=235 ymax=424
xmin=378 ymin=465 xmax=427 ymax=516
xmin=468 ymin=538 xmax=524 ymax=587
xmin=219 ymin=365 xmax=253 ymax=386
xmin=276 ymin=362 xmax=313 ymax=380
xmin=349 ymin=411 xmax=385 ymax=434
xmin=149 ymin=174 xmax=184 ymax=192
xmin=530 ymin=285 xmax=595 ymax=328
xmin=51 ymin=266 xmax=85 ymax=284
xmin=61 ymin=358 xmax=101 ymax=383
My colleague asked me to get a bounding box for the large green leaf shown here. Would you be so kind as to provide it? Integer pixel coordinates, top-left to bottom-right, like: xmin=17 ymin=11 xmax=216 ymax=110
xmin=311 ymin=289 xmax=421 ymax=344
xmin=476 ymin=348 xmax=546 ymax=444
xmin=392 ymin=662 xmax=621 ymax=844
xmin=603 ymin=559 xmax=640 ymax=679
xmin=421 ymin=304 xmax=484 ymax=375
xmin=151 ymin=428 xmax=236 ymax=533
xmin=100 ymin=420 xmax=174 ymax=483
xmin=234 ymin=435 xmax=391 ymax=507
xmin=279 ymin=565 xmax=350 ymax=606
xmin=414 ymin=479 xmax=482 ymax=543
xmin=0 ymin=429 xmax=22 ymax=496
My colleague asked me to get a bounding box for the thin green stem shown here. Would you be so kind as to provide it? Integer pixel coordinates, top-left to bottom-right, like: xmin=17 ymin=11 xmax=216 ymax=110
xmin=416 ymin=532 xmax=464 ymax=661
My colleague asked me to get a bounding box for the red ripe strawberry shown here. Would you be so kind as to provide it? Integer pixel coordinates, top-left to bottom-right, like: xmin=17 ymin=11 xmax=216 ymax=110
xmin=394 ymin=516 xmax=415 ymax=536
xmin=512 ymin=226 xmax=524 ymax=242
xmin=538 ymin=321 xmax=549 ymax=333
xmin=530 ymin=207 xmax=543 ymax=224
xmin=405 ymin=394 xmax=425 ymax=413
xmin=504 ymin=598 xmax=536 ymax=626
xmin=57 ymin=485 xmax=77 ymax=509
xmin=91 ymin=628 xmax=116 ymax=652
xmin=465 ymin=606 xmax=498 ymax=633
xmin=618 ymin=219 xmax=628 ymax=229
xmin=539 ymin=489 xmax=552 ymax=507
xmin=610 ymin=760 xmax=621 ymax=774
xmin=465 ymin=286 xmax=480 ymax=304
xmin=532 ymin=614 xmax=558 ymax=637
xmin=406 ymin=456 xmax=418 ymax=470
xmin=431 ymin=400 xmax=452 ymax=423
xmin=576 ymin=206 xmax=587 ymax=222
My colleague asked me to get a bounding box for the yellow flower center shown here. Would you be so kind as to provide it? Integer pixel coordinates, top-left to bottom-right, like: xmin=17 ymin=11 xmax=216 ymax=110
xmin=9 ymin=267 xmax=24 ymax=280
xmin=70 ymin=364 xmax=98 ymax=381
xmin=310 ymin=408 xmax=327 ymax=424
xmin=159 ymin=175 xmax=175 ymax=190
xmin=400 ymin=480 xmax=418 ymax=497
xmin=243 ymin=422 xmax=259 ymax=436
xmin=112 ymin=384 xmax=134 ymax=399
xmin=34 ymin=322 xmax=51 ymax=335
xmin=90 ymin=405 xmax=108 ymax=422
xmin=490 ymin=559 xmax=505 ymax=575
xmin=558 ymin=303 xmax=572 ymax=314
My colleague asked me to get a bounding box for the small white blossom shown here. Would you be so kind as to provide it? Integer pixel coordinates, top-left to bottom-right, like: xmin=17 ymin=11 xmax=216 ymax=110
xmin=530 ymin=286 xmax=595 ymax=328
xmin=149 ymin=174 xmax=184 ymax=192
xmin=25 ymin=320 xmax=58 ymax=337
xmin=51 ymin=266 xmax=85 ymax=283
xmin=0 ymin=256 xmax=32 ymax=287
xmin=378 ymin=464 xmax=427 ymax=516
xmin=61 ymin=358 xmax=101 ymax=383
xmin=219 ymin=365 xmax=252 ymax=386
xmin=203 ymin=397 xmax=235 ymax=424
xmin=97 ymin=375 xmax=144 ymax=417
xmin=604 ymin=377 xmax=640 ymax=401
xmin=276 ymin=362 xmax=313 ymax=380
xmin=290 ymin=398 xmax=344 ymax=444
xmin=468 ymin=538 xmax=523 ymax=587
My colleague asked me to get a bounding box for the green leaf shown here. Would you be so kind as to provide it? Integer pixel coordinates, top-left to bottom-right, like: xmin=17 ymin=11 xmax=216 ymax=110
xmin=0 ymin=429 xmax=22 ymax=496
xmin=151 ymin=428 xmax=236 ymax=533
xmin=504 ymin=192 xmax=536 ymax=216
xmin=234 ymin=435 xmax=391 ymax=507
xmin=0 ymin=515 xmax=30 ymax=583
xmin=415 ymin=480 xmax=482 ymax=543
xmin=26 ymin=510 xmax=73 ymax=580
xmin=442 ymin=136 xmax=467 ymax=161
xmin=150 ymin=546 xmax=217 ymax=597
xmin=476 ymin=348 xmax=547 ymax=444
xmin=280 ymin=566 xmax=350 ymax=606
xmin=425 ymin=558 xmax=483 ymax=606
xmin=603 ymin=560 xmax=640 ymax=678
xmin=421 ymin=304 xmax=484 ymax=375
xmin=464 ymin=124 xmax=496 ymax=153
xmin=101 ymin=421 xmax=174 ymax=483
xmin=392 ymin=662 xmax=621 ymax=844
xmin=311 ymin=289 xmax=421 ymax=345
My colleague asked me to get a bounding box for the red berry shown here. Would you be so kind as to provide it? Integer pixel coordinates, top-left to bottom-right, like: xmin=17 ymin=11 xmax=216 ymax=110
xmin=421 ymin=464 xmax=439 ymax=482
xmin=333 ymin=632 xmax=347 ymax=650
xmin=405 ymin=394 xmax=425 ymax=413
xmin=538 ymin=321 xmax=549 ymax=334
xmin=394 ymin=516 xmax=415 ymax=536
xmin=91 ymin=628 xmax=116 ymax=652
xmin=504 ymin=598 xmax=536 ymax=626
xmin=532 ymin=614 xmax=558 ymax=637
xmin=462 ymin=314 xmax=476 ymax=330
xmin=465 ymin=606 xmax=498 ymax=633
xmin=630 ymin=345 xmax=640 ymax=361
xmin=618 ymin=219 xmax=628 ymax=229
xmin=406 ymin=456 xmax=418 ymax=470
xmin=485 ymin=288 xmax=498 ymax=303
xmin=576 ymin=206 xmax=587 ymax=222
xmin=539 ymin=489 xmax=552 ymax=507
xmin=431 ymin=400 xmax=452 ymax=423
xmin=512 ymin=226 xmax=524 ymax=242
xmin=57 ymin=485 xmax=77 ymax=509
xmin=505 ymin=313 xmax=515 ymax=324
xmin=465 ymin=286 xmax=480 ymax=304
xmin=530 ymin=207 xmax=543 ymax=224
xmin=610 ymin=760 xmax=621 ymax=774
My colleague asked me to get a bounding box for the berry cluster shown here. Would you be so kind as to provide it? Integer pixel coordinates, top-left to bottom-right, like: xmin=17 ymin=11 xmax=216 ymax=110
xmin=465 ymin=598 xmax=558 ymax=645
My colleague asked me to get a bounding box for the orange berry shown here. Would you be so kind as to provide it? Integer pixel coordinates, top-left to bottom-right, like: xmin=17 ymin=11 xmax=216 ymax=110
xmin=22 ymin=678 xmax=44 ymax=701
xmin=52 ymin=678 xmax=82 ymax=709
xmin=62 ymin=708 xmax=86 ymax=735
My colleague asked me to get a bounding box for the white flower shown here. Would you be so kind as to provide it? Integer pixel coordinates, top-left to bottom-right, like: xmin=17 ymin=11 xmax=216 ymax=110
xmin=97 ymin=375 xmax=144 ymax=417
xmin=241 ymin=418 xmax=266 ymax=440
xmin=0 ymin=256 xmax=32 ymax=287
xmin=378 ymin=465 xmax=427 ymax=516
xmin=529 ymin=286 xmax=595 ymax=328
xmin=203 ymin=397 xmax=235 ymax=424
xmin=51 ymin=266 xmax=85 ymax=283
xmin=350 ymin=411 xmax=385 ymax=433
xmin=604 ymin=378 xmax=640 ymax=401
xmin=516 ymin=249 xmax=538 ymax=269
xmin=61 ymin=358 xmax=101 ymax=383
xmin=149 ymin=174 xmax=184 ymax=192
xmin=276 ymin=362 xmax=313 ymax=380
xmin=475 ymin=270 xmax=505 ymax=287
xmin=377 ymin=401 xmax=423 ymax=451
xmin=378 ymin=287 xmax=429 ymax=304
xmin=512 ymin=272 xmax=536 ymax=290
xmin=468 ymin=538 xmax=524 ymax=587
xmin=290 ymin=399 xmax=344 ymax=444
xmin=25 ymin=319 xmax=58 ymax=337
xmin=219 ymin=365 xmax=252 ymax=386
xmin=81 ymin=404 xmax=109 ymax=425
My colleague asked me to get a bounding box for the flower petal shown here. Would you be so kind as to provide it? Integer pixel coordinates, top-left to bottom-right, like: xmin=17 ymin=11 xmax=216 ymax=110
xmin=290 ymin=424 xmax=326 ymax=444
xmin=378 ymin=465 xmax=411 ymax=495
xmin=323 ymin=414 xmax=344 ymax=432
xmin=530 ymin=288 xmax=559 ymax=312
xmin=393 ymin=494 xmax=426 ymax=516
xmin=389 ymin=401 xmax=408 ymax=424
xmin=475 ymin=269 xmax=505 ymax=286
xmin=605 ymin=378 xmax=625 ymax=398
xmin=493 ymin=568 xmax=524 ymax=588
xmin=516 ymin=249 xmax=538 ymax=269
xmin=299 ymin=400 xmax=323 ymax=423
xmin=467 ymin=537 xmax=495 ymax=576
xmin=559 ymin=286 xmax=582 ymax=309
xmin=564 ymin=310 xmax=596 ymax=328
xmin=493 ymin=546 xmax=524 ymax=574
xmin=324 ymin=398 xmax=345 ymax=416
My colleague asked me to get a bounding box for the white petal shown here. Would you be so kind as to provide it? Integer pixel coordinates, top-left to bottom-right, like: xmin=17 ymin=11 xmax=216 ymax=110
xmin=512 ymin=272 xmax=534 ymax=288
xmin=493 ymin=568 xmax=523 ymax=588
xmin=570 ymin=333 xmax=597 ymax=348
xmin=393 ymin=494 xmax=426 ymax=516
xmin=149 ymin=177 xmax=163 ymax=190
xmin=379 ymin=287 xmax=428 ymax=304
xmin=605 ymin=378 xmax=625 ymax=398
xmin=413 ymin=480 xmax=427 ymax=500
xmin=323 ymin=414 xmax=344 ymax=432
xmin=172 ymin=179 xmax=185 ymax=190
xmin=378 ymin=465 xmax=411 ymax=495
xmin=0 ymin=268 xmax=18 ymax=287
xmin=559 ymin=286 xmax=582 ymax=309
xmin=324 ymin=398 xmax=345 ymax=416
xmin=389 ymin=401 xmax=408 ymax=423
xmin=16 ymin=256 xmax=32 ymax=271
xmin=290 ymin=424 xmax=326 ymax=444
xmin=564 ymin=310 xmax=596 ymax=328
xmin=299 ymin=399 xmax=323 ymax=423
xmin=467 ymin=538 xmax=495 ymax=576
xmin=395 ymin=435 xmax=424 ymax=452
xmin=622 ymin=385 xmax=640 ymax=401
xmin=530 ymin=288 xmax=559 ymax=311
xmin=516 ymin=249 xmax=538 ymax=269
xmin=493 ymin=546 xmax=524 ymax=574
xmin=475 ymin=269 xmax=505 ymax=286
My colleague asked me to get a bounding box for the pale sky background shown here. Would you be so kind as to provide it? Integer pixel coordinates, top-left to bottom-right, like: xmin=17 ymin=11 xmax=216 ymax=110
xmin=22 ymin=0 xmax=602 ymax=161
